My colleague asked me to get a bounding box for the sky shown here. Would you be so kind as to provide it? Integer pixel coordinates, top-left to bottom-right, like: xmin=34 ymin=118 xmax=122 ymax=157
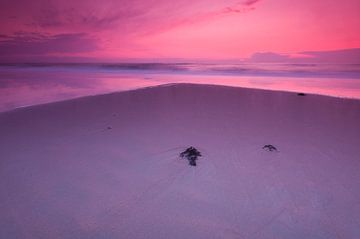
xmin=0 ymin=0 xmax=359 ymax=62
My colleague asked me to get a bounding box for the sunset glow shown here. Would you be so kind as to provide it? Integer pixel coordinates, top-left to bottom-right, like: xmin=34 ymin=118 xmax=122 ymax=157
xmin=1 ymin=0 xmax=359 ymax=61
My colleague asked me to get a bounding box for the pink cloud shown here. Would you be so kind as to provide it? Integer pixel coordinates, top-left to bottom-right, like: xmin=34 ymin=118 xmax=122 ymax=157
xmin=243 ymin=0 xmax=261 ymax=6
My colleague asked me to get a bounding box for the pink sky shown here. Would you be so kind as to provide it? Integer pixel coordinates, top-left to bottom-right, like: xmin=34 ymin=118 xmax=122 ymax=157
xmin=0 ymin=0 xmax=359 ymax=61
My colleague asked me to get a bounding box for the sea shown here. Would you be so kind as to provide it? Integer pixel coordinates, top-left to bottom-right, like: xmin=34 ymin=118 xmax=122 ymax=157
xmin=1 ymin=62 xmax=360 ymax=112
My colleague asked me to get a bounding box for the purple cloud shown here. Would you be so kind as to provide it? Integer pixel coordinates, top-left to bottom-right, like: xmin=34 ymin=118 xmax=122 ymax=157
xmin=1 ymin=1 xmax=253 ymax=35
xmin=249 ymin=48 xmax=360 ymax=64
xmin=249 ymin=52 xmax=290 ymax=62
xmin=300 ymin=49 xmax=360 ymax=63
xmin=0 ymin=0 xmax=263 ymax=60
xmin=31 ymin=1 xmax=142 ymax=30
xmin=0 ymin=33 xmax=99 ymax=56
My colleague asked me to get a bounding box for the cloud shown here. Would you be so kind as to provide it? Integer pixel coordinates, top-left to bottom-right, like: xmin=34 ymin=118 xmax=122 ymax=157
xmin=0 ymin=34 xmax=10 ymax=39
xmin=250 ymin=52 xmax=290 ymax=62
xmin=243 ymin=0 xmax=261 ymax=6
xmin=30 ymin=1 xmax=142 ymax=31
xmin=0 ymin=32 xmax=99 ymax=56
xmin=139 ymin=0 xmax=261 ymax=36
xmin=0 ymin=0 xmax=263 ymax=60
xmin=223 ymin=0 xmax=261 ymax=13
xmin=1 ymin=0 xmax=260 ymax=35
xmin=249 ymin=48 xmax=360 ymax=63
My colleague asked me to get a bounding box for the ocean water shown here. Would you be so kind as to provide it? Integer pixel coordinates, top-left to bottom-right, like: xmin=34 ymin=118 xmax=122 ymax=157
xmin=0 ymin=63 xmax=360 ymax=112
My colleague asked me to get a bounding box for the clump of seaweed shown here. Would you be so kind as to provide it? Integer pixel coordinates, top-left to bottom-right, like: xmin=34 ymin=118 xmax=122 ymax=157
xmin=263 ymin=145 xmax=278 ymax=152
xmin=180 ymin=147 xmax=202 ymax=166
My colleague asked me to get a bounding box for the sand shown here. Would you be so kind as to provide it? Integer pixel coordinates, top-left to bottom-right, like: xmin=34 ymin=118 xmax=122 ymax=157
xmin=1 ymin=83 xmax=360 ymax=238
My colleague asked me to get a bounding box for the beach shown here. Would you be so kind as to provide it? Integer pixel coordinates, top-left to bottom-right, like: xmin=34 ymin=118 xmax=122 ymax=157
xmin=1 ymin=83 xmax=360 ymax=238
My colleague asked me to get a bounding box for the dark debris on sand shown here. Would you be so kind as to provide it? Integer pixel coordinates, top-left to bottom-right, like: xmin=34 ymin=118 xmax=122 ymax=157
xmin=263 ymin=145 xmax=278 ymax=152
xmin=180 ymin=147 xmax=202 ymax=166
